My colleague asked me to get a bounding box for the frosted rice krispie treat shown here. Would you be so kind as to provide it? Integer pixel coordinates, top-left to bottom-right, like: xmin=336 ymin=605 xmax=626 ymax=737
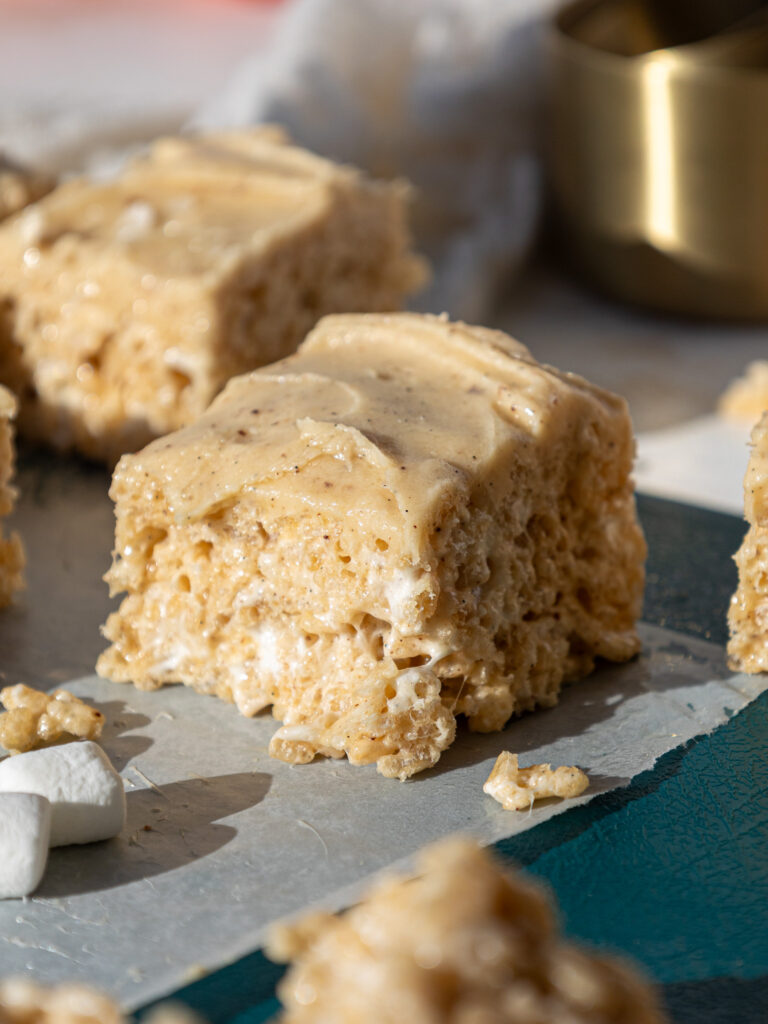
xmin=0 ymin=129 xmax=426 ymax=463
xmin=0 ymin=387 xmax=23 ymax=607
xmin=728 ymin=412 xmax=768 ymax=670
xmin=98 ymin=313 xmax=645 ymax=779
xmin=0 ymin=155 xmax=54 ymax=223
xmin=267 ymin=838 xmax=667 ymax=1024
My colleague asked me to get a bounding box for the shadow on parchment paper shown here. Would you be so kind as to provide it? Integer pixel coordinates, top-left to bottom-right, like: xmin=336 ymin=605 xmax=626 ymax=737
xmin=95 ymin=699 xmax=153 ymax=771
xmin=37 ymin=772 xmax=272 ymax=898
xmin=419 ymin=639 xmax=731 ymax=781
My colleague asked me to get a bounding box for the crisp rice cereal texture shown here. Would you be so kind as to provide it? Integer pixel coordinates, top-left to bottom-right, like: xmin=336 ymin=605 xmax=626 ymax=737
xmin=0 ymin=128 xmax=426 ymax=463
xmin=97 ymin=312 xmax=646 ymax=780
xmin=483 ymin=751 xmax=589 ymax=811
xmin=718 ymin=361 xmax=768 ymax=422
xmin=0 ymin=684 xmax=104 ymax=755
xmin=728 ymin=412 xmax=768 ymax=671
xmin=267 ymin=838 xmax=668 ymax=1024
xmin=0 ymin=386 xmax=23 ymax=607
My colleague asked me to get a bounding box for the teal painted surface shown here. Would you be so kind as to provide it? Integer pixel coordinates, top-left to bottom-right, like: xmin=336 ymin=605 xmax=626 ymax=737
xmin=137 ymin=497 xmax=766 ymax=1023
xmin=497 ymin=690 xmax=768 ymax=983
xmin=136 ymin=957 xmax=284 ymax=1024
xmin=637 ymin=494 xmax=745 ymax=645
xmin=229 ymin=999 xmax=282 ymax=1024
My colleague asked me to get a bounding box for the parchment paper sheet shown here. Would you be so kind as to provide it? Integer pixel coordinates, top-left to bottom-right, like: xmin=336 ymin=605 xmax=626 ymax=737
xmin=0 ymin=453 xmax=761 ymax=1009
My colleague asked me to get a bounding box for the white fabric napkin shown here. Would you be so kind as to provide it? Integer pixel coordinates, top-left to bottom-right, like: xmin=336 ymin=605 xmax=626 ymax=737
xmin=194 ymin=0 xmax=559 ymax=320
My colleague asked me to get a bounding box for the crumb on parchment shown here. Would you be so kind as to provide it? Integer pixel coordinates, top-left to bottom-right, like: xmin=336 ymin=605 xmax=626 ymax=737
xmin=0 ymin=684 xmax=104 ymax=755
xmin=483 ymin=751 xmax=589 ymax=811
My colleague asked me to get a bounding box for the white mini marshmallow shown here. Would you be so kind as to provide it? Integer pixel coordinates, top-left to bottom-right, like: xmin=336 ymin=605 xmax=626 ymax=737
xmin=0 ymin=791 xmax=51 ymax=898
xmin=0 ymin=741 xmax=126 ymax=846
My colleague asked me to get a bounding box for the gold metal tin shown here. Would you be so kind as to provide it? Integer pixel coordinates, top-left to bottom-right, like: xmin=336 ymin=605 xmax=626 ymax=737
xmin=549 ymin=0 xmax=768 ymax=319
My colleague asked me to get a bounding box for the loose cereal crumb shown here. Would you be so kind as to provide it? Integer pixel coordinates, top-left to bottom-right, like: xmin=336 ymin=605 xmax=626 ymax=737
xmin=483 ymin=751 xmax=589 ymax=811
xmin=0 ymin=684 xmax=104 ymax=755
xmin=266 ymin=838 xmax=667 ymax=1024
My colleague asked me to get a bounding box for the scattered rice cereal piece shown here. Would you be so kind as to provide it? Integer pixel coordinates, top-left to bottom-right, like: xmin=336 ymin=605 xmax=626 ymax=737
xmin=0 ymin=684 xmax=104 ymax=755
xmin=483 ymin=751 xmax=589 ymax=811
xmin=266 ymin=838 xmax=667 ymax=1024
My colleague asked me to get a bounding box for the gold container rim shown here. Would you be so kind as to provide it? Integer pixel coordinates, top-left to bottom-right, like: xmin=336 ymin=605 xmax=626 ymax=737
xmin=554 ymin=0 xmax=768 ymax=83
xmin=548 ymin=0 xmax=768 ymax=320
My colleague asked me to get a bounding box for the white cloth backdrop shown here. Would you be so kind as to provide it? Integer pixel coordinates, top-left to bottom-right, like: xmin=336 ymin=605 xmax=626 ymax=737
xmin=193 ymin=0 xmax=560 ymax=320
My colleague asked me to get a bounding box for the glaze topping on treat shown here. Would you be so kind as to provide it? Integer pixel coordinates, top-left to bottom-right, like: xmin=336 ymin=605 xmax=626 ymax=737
xmin=121 ymin=314 xmax=627 ymax=557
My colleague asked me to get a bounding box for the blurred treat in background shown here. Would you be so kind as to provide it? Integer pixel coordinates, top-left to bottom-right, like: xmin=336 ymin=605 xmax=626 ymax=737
xmin=549 ymin=0 xmax=768 ymax=319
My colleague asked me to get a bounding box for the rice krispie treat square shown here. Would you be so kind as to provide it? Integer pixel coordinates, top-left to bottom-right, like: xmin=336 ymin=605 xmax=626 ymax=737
xmin=0 ymin=129 xmax=426 ymax=463
xmin=729 ymin=412 xmax=768 ymax=671
xmin=0 ymin=386 xmax=23 ymax=607
xmin=97 ymin=313 xmax=645 ymax=779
